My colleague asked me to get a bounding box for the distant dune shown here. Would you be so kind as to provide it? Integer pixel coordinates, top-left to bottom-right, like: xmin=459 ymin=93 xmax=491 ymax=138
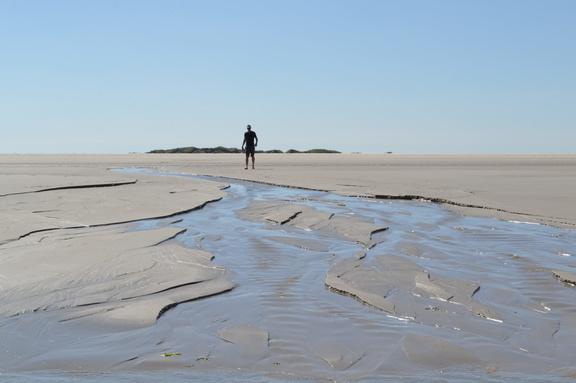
xmin=286 ymin=148 xmax=341 ymax=154
xmin=148 ymin=146 xmax=341 ymax=154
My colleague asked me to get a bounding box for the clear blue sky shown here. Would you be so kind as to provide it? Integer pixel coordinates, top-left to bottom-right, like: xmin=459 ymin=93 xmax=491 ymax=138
xmin=1 ymin=0 xmax=574 ymax=153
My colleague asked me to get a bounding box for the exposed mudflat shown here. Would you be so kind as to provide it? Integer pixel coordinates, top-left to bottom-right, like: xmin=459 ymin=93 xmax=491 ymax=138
xmin=1 ymin=167 xmax=576 ymax=382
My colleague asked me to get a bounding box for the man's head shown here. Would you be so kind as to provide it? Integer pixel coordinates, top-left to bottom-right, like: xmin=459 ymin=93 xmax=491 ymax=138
xmin=247 ymin=124 xmax=252 ymax=131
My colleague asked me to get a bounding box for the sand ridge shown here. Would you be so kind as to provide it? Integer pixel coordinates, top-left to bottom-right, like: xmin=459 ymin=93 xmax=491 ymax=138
xmin=0 ymin=226 xmax=234 ymax=326
xmin=0 ymin=169 xmax=228 ymax=245
xmin=239 ymin=200 xmax=387 ymax=246
xmin=0 ymin=165 xmax=234 ymax=330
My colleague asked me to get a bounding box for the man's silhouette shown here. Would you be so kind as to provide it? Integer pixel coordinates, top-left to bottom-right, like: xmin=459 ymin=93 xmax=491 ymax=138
xmin=242 ymin=124 xmax=258 ymax=169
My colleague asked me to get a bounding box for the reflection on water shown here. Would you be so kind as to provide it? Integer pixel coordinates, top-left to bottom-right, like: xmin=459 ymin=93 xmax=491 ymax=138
xmin=5 ymin=168 xmax=576 ymax=382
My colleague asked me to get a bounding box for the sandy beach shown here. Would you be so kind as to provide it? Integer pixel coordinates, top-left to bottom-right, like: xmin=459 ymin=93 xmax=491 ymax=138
xmin=2 ymin=153 xmax=575 ymax=226
xmin=1 ymin=154 xmax=576 ymax=381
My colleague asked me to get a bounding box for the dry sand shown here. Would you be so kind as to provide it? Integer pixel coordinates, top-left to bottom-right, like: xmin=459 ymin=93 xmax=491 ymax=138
xmin=164 ymin=153 xmax=576 ymax=228
xmin=2 ymin=153 xmax=574 ymax=227
xmin=1 ymin=154 xmax=575 ymax=380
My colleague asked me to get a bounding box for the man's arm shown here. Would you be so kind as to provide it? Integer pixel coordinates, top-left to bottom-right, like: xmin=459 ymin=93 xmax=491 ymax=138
xmin=242 ymin=137 xmax=246 ymax=150
xmin=255 ymin=134 xmax=258 ymax=147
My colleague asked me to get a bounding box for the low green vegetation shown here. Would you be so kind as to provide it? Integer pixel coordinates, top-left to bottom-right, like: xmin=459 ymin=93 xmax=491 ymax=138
xmin=149 ymin=146 xmax=240 ymax=154
xmin=161 ymin=352 xmax=181 ymax=357
xmin=286 ymin=149 xmax=341 ymax=154
xmin=148 ymin=147 xmax=341 ymax=154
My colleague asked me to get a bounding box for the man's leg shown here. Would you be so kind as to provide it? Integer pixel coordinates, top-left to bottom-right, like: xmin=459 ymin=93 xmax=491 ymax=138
xmin=251 ymin=154 xmax=255 ymax=169
xmin=245 ymin=153 xmax=249 ymax=169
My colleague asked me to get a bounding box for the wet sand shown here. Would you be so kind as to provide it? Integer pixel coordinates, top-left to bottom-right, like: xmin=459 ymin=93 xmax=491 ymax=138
xmin=0 ymin=165 xmax=234 ymax=342
xmin=1 ymin=155 xmax=576 ymax=381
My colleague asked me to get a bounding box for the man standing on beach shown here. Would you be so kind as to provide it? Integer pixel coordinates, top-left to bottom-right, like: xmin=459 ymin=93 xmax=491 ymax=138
xmin=242 ymin=124 xmax=258 ymax=170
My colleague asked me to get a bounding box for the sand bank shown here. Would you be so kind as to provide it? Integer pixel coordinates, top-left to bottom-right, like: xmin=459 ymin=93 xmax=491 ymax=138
xmin=165 ymin=153 xmax=576 ymax=228
xmin=1 ymin=226 xmax=233 ymax=326
xmin=2 ymin=153 xmax=574 ymax=227
xmin=0 ymin=163 xmax=233 ymax=337
xmin=239 ymin=200 xmax=387 ymax=246
xmin=0 ymin=166 xmax=227 ymax=245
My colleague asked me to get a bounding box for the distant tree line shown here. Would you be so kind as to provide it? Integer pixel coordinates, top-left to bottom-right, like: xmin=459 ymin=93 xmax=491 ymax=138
xmin=148 ymin=146 xmax=341 ymax=154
